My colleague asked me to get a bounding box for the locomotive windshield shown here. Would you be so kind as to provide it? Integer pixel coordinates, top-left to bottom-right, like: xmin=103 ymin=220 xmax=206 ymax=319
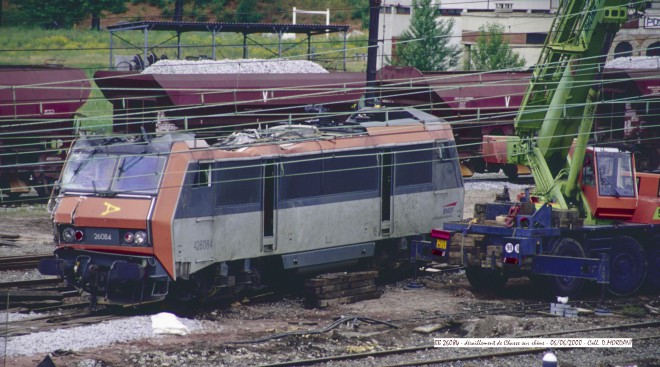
xmin=60 ymin=149 xmax=166 ymax=195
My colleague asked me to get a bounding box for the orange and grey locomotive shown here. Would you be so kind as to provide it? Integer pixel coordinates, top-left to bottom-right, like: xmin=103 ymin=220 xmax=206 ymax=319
xmin=39 ymin=108 xmax=464 ymax=305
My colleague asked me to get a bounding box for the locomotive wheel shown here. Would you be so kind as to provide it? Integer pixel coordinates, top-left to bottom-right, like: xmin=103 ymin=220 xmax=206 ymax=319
xmin=607 ymin=237 xmax=647 ymax=297
xmin=645 ymin=248 xmax=660 ymax=292
xmin=465 ymin=267 xmax=507 ymax=290
xmin=548 ymin=238 xmax=586 ymax=297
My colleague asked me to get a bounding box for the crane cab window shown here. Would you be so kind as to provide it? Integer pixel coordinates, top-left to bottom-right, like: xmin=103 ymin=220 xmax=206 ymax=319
xmin=596 ymin=151 xmax=635 ymax=198
xmin=582 ymin=154 xmax=595 ymax=187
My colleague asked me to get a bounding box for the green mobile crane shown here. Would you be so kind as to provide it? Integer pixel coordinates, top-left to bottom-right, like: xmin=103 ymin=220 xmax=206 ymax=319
xmin=423 ymin=0 xmax=660 ymax=297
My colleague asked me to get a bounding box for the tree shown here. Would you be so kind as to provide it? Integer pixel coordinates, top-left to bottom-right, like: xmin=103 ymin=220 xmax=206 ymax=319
xmin=390 ymin=0 xmax=459 ymax=71
xmin=173 ymin=0 xmax=183 ymax=21
xmin=236 ymin=0 xmax=262 ymax=23
xmin=15 ymin=0 xmax=87 ymax=28
xmin=352 ymin=0 xmax=371 ymax=31
xmin=90 ymin=0 xmax=126 ymax=30
xmin=465 ymin=23 xmax=526 ymax=71
xmin=14 ymin=0 xmax=125 ymax=29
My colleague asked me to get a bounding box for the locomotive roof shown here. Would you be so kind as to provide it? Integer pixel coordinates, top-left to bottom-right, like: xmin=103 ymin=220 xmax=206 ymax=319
xmin=210 ymin=107 xmax=449 ymax=150
xmin=70 ymin=107 xmax=452 ymax=157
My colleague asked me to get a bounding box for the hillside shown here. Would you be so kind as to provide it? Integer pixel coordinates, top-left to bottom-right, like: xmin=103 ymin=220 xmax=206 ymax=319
xmin=1 ymin=0 xmax=368 ymax=30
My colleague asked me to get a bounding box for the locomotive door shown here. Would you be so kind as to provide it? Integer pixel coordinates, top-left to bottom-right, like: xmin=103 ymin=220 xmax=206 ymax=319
xmin=380 ymin=150 xmax=393 ymax=236
xmin=262 ymin=160 xmax=276 ymax=252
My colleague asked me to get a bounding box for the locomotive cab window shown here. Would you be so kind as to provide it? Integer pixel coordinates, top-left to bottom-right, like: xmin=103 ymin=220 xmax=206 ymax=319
xmin=433 ymin=142 xmax=462 ymax=190
xmin=115 ymin=154 xmax=166 ymax=193
xmin=193 ymin=162 xmax=211 ymax=188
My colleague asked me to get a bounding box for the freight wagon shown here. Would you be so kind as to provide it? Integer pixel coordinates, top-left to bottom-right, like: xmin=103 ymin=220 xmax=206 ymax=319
xmin=0 ymin=65 xmax=90 ymax=198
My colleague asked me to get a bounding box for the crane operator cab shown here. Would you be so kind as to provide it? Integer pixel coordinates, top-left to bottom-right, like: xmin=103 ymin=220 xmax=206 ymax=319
xmin=580 ymin=147 xmax=637 ymax=220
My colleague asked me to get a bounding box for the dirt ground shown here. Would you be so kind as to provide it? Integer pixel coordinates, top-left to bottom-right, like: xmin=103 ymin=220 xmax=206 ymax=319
xmin=3 ymin=188 xmax=659 ymax=367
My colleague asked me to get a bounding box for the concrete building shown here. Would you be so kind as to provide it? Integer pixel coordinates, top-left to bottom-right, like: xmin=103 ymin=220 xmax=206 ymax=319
xmin=613 ymin=2 xmax=660 ymax=58
xmin=377 ymin=0 xmax=658 ymax=70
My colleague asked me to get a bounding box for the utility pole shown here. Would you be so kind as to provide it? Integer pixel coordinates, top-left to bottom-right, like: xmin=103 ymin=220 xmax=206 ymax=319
xmin=174 ymin=0 xmax=184 ymax=21
xmin=365 ymin=0 xmax=382 ymax=105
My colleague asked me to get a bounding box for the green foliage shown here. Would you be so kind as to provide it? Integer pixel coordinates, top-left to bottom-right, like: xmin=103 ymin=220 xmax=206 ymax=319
xmin=131 ymin=0 xmax=167 ymax=7
xmin=7 ymin=0 xmax=370 ymax=29
xmin=11 ymin=0 xmax=126 ymax=29
xmin=13 ymin=0 xmax=89 ymax=28
xmin=351 ymin=0 xmax=370 ymax=31
xmin=236 ymin=0 xmax=263 ymax=23
xmin=389 ymin=0 xmax=459 ymax=71
xmin=465 ymin=23 xmax=526 ymax=71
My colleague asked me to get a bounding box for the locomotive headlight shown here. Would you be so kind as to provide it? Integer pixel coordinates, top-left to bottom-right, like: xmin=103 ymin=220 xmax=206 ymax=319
xmin=124 ymin=232 xmax=135 ymax=244
xmin=505 ymin=242 xmax=514 ymax=253
xmin=134 ymin=231 xmax=147 ymax=246
xmin=62 ymin=228 xmax=75 ymax=243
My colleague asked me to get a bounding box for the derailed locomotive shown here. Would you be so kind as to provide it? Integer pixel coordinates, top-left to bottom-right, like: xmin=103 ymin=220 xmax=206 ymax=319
xmin=39 ymin=107 xmax=464 ymax=305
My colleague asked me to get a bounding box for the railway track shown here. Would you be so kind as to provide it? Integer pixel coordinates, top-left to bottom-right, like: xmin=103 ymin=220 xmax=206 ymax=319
xmin=0 ymin=276 xmax=82 ymax=313
xmin=257 ymin=320 xmax=660 ymax=367
xmin=0 ymin=309 xmax=126 ymax=338
xmin=0 ymin=253 xmax=52 ymax=271
xmin=0 ymin=277 xmax=62 ymax=289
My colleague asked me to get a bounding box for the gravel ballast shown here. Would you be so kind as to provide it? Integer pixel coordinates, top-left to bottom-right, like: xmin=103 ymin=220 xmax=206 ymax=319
xmin=2 ymin=315 xmax=203 ymax=357
xmin=142 ymin=59 xmax=329 ymax=74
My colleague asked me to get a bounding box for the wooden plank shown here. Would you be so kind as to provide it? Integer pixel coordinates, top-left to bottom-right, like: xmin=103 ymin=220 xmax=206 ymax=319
xmin=304 ymin=279 xmax=374 ymax=295
xmin=313 ymin=291 xmax=380 ymax=308
xmin=314 ymin=284 xmax=378 ymax=300
xmin=305 ymin=271 xmax=378 ymax=287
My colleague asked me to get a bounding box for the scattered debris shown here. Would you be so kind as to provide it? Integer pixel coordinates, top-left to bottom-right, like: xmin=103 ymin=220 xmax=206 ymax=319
xmin=644 ymin=304 xmax=659 ymax=315
xmin=550 ymin=302 xmax=578 ymax=318
xmin=412 ymin=323 xmax=447 ymax=334
xmin=151 ymin=312 xmax=190 ymax=336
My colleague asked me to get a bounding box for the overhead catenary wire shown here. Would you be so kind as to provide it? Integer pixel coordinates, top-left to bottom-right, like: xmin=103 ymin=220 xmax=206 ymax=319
xmin=1 ymin=17 xmax=656 ymax=197
xmin=1 ymin=67 xmax=656 ymax=167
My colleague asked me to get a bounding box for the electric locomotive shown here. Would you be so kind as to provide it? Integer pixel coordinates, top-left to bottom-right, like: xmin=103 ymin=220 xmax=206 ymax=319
xmin=39 ymin=107 xmax=464 ymax=306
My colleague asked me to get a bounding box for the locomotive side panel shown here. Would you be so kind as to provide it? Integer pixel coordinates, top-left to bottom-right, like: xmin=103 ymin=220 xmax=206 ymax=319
xmin=170 ymin=138 xmax=464 ymax=274
xmin=276 ymin=198 xmax=381 ymax=253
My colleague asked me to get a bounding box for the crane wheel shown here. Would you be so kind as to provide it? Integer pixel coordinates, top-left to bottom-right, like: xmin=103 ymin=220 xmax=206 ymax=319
xmin=548 ymin=238 xmax=586 ymax=297
xmin=607 ymin=237 xmax=647 ymax=297
xmin=645 ymin=248 xmax=660 ymax=292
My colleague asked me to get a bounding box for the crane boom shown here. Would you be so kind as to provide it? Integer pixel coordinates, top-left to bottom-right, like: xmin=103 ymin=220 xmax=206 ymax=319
xmin=503 ymin=0 xmax=645 ymax=209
